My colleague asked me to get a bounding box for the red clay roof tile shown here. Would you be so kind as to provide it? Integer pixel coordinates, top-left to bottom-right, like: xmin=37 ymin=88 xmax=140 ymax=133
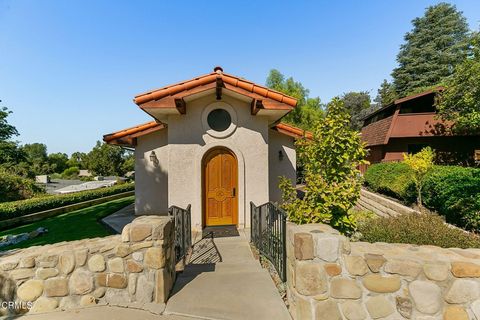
xmin=134 ymin=68 xmax=297 ymax=109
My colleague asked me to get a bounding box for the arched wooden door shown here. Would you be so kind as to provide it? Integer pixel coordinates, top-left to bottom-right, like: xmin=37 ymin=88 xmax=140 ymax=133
xmin=203 ymin=148 xmax=238 ymax=226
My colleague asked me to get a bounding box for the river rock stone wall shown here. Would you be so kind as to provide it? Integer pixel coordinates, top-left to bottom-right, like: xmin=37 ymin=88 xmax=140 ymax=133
xmin=0 ymin=216 xmax=175 ymax=316
xmin=287 ymin=222 xmax=480 ymax=320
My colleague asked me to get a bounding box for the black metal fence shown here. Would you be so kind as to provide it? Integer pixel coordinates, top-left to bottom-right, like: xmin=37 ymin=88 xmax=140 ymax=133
xmin=168 ymin=204 xmax=192 ymax=264
xmin=250 ymin=201 xmax=287 ymax=282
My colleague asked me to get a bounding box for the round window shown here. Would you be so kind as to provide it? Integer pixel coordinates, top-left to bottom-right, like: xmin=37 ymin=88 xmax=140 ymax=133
xmin=207 ymin=109 xmax=232 ymax=132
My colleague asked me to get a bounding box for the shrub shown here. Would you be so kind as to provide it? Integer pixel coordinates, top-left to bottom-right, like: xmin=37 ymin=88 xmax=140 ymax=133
xmin=357 ymin=213 xmax=480 ymax=249
xmin=422 ymin=166 xmax=480 ymax=230
xmin=364 ymin=162 xmax=480 ymax=231
xmin=0 ymin=183 xmax=134 ymax=220
xmin=363 ymin=162 xmax=416 ymax=203
xmin=280 ymin=98 xmax=368 ymax=232
xmin=0 ymin=170 xmax=43 ymax=202
xmin=61 ymin=166 xmax=80 ymax=179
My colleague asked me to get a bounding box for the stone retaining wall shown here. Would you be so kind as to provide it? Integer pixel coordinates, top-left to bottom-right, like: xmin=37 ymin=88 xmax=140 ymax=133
xmin=287 ymin=222 xmax=480 ymax=320
xmin=356 ymin=188 xmax=418 ymax=217
xmin=0 ymin=215 xmax=175 ymax=316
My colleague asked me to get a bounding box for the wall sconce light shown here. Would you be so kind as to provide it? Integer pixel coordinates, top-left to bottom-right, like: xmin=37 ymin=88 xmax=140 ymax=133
xmin=278 ymin=150 xmax=284 ymax=161
xmin=149 ymin=151 xmax=159 ymax=167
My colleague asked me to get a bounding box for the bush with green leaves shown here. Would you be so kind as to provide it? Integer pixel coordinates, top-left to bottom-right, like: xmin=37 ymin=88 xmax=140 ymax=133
xmin=364 ymin=162 xmax=480 ymax=231
xmin=61 ymin=166 xmax=80 ymax=179
xmin=363 ymin=162 xmax=416 ymax=204
xmin=422 ymin=166 xmax=480 ymax=231
xmin=0 ymin=183 xmax=134 ymax=220
xmin=279 ymin=98 xmax=368 ymax=233
xmin=0 ymin=170 xmax=43 ymax=202
xmin=357 ymin=212 xmax=480 ymax=249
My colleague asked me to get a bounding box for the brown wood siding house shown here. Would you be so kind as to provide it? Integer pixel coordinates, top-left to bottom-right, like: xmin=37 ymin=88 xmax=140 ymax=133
xmin=361 ymin=88 xmax=480 ymax=167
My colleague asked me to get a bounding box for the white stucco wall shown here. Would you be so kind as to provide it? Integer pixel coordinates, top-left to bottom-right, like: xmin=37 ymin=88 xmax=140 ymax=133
xmin=268 ymin=130 xmax=296 ymax=204
xmin=167 ymin=94 xmax=270 ymax=230
xmin=134 ymin=129 xmax=169 ymax=215
xmin=134 ymin=92 xmax=297 ymax=230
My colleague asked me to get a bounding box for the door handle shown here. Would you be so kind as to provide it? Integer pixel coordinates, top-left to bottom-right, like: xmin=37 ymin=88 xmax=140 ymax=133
xmin=232 ymin=187 xmax=236 ymax=196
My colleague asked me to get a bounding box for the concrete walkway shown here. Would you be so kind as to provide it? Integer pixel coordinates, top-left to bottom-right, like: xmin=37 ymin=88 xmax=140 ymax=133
xmin=165 ymin=230 xmax=291 ymax=320
xmin=101 ymin=203 xmax=135 ymax=233
xmin=18 ymin=305 xmax=197 ymax=320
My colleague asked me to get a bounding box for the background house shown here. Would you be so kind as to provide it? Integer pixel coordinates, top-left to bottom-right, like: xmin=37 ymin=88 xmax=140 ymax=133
xmin=361 ymin=88 xmax=480 ymax=167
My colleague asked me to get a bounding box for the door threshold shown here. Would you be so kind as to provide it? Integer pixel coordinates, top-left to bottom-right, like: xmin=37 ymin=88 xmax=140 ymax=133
xmin=202 ymin=225 xmax=240 ymax=238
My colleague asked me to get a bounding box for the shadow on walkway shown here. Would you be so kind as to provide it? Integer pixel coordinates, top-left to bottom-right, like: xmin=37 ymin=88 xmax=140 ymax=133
xmin=169 ymin=233 xmax=222 ymax=297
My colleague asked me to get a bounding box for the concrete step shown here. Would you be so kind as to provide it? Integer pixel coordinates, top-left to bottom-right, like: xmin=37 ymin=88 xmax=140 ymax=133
xmin=357 ymin=198 xmax=396 ymax=217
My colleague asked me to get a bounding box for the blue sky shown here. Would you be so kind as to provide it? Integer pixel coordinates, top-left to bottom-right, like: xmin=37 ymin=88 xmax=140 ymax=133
xmin=1 ymin=0 xmax=479 ymax=155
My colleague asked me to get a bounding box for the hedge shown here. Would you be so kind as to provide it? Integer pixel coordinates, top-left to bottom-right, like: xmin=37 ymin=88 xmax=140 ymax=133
xmin=422 ymin=166 xmax=480 ymax=231
xmin=0 ymin=183 xmax=134 ymax=220
xmin=364 ymin=163 xmax=480 ymax=231
xmin=363 ymin=162 xmax=416 ymax=204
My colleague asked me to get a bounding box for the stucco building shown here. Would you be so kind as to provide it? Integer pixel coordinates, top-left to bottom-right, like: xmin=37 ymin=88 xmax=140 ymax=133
xmin=361 ymin=88 xmax=480 ymax=167
xmin=104 ymin=67 xmax=307 ymax=230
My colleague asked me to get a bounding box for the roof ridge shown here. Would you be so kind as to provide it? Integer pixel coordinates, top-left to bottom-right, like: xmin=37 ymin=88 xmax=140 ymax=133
xmin=133 ymin=69 xmax=297 ymax=107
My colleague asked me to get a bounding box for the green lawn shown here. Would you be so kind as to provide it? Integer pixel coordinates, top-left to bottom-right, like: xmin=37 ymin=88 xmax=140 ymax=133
xmin=0 ymin=196 xmax=134 ymax=250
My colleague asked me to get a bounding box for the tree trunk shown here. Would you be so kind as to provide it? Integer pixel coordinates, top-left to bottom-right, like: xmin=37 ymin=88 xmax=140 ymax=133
xmin=417 ymin=185 xmax=423 ymax=208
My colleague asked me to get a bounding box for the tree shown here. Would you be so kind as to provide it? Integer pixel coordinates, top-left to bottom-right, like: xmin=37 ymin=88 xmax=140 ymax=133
xmin=340 ymin=91 xmax=371 ymax=130
xmin=374 ymin=79 xmax=398 ymax=106
xmin=121 ymin=152 xmax=135 ymax=174
xmin=403 ymin=147 xmax=435 ymax=208
xmin=48 ymin=152 xmax=69 ymax=173
xmin=437 ymin=33 xmax=480 ymax=133
xmin=0 ymin=106 xmax=18 ymax=141
xmin=279 ymin=98 xmax=368 ymax=232
xmin=392 ymin=3 xmax=470 ymax=97
xmin=0 ymin=106 xmax=25 ymax=165
xmin=21 ymin=143 xmax=50 ymax=175
xmin=84 ymin=141 xmax=126 ymax=176
xmin=67 ymin=152 xmax=86 ymax=169
xmin=265 ymin=69 xmax=324 ymax=130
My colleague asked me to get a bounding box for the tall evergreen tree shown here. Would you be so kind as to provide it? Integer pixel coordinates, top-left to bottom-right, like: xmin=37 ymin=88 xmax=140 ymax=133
xmin=392 ymin=3 xmax=469 ymax=97
xmin=265 ymin=69 xmax=323 ymax=130
xmin=437 ymin=32 xmax=480 ymax=133
xmin=374 ymin=79 xmax=398 ymax=106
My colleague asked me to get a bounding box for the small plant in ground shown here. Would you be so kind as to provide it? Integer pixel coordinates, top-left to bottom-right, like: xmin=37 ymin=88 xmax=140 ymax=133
xmin=357 ymin=212 xmax=480 ymax=249
xmin=403 ymin=147 xmax=435 ymax=207
xmin=279 ymin=98 xmax=368 ymax=233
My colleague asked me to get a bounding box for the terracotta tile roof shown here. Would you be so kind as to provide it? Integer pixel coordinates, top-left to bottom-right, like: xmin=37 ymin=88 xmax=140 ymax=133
xmin=103 ymin=121 xmax=166 ymax=146
xmin=274 ymin=122 xmax=313 ymax=139
xmin=133 ymin=67 xmax=297 ymax=110
xmin=104 ymin=121 xmax=310 ymax=147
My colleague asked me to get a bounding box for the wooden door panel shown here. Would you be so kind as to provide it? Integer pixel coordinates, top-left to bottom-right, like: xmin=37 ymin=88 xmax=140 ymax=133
xmin=204 ymin=149 xmax=238 ymax=226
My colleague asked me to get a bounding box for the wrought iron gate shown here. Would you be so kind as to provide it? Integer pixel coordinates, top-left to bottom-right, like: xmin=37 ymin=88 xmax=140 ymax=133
xmin=168 ymin=204 xmax=192 ymax=264
xmin=250 ymin=201 xmax=287 ymax=281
